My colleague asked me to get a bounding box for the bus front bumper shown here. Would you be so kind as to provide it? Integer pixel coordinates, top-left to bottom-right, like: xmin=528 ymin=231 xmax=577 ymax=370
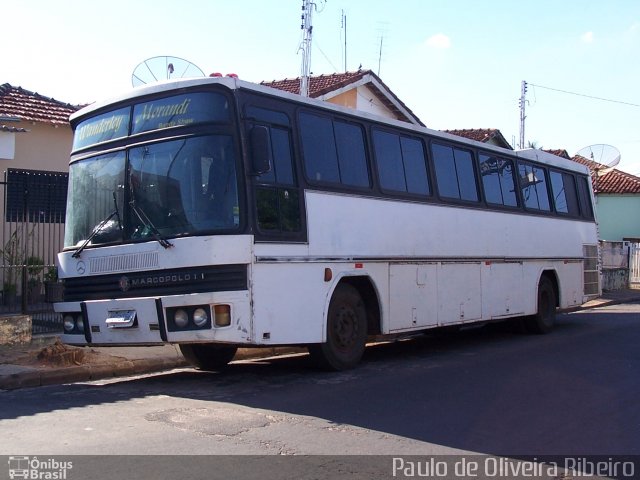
xmin=55 ymin=291 xmax=252 ymax=347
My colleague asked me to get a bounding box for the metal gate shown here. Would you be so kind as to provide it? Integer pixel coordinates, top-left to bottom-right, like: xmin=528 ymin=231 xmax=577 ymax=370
xmin=630 ymin=242 xmax=640 ymax=287
xmin=1 ymin=168 xmax=67 ymax=333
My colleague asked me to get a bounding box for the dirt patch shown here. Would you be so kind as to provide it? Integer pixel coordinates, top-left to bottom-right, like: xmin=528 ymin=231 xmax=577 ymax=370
xmin=37 ymin=340 xmax=86 ymax=366
xmin=0 ymin=339 xmax=125 ymax=368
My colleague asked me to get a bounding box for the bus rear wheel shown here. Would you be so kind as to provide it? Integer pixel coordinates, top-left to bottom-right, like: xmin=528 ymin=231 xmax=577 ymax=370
xmin=525 ymin=276 xmax=556 ymax=334
xmin=308 ymin=283 xmax=368 ymax=371
xmin=179 ymin=343 xmax=238 ymax=371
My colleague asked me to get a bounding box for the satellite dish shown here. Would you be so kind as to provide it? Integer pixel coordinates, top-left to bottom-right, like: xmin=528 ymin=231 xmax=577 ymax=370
xmin=132 ymin=56 xmax=205 ymax=87
xmin=575 ymin=144 xmax=621 ymax=176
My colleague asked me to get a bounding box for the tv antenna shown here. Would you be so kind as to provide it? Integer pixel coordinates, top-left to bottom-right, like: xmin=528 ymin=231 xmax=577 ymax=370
xmin=575 ymin=144 xmax=621 ymax=176
xmin=132 ymin=56 xmax=205 ymax=87
xmin=299 ymin=0 xmax=326 ymax=97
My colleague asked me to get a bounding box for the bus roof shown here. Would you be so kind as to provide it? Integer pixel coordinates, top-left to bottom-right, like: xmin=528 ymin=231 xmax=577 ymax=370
xmin=71 ymin=76 xmax=589 ymax=176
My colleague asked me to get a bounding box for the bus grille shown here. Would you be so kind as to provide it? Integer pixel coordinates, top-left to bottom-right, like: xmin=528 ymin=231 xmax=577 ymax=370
xmin=90 ymin=251 xmax=159 ymax=274
xmin=63 ymin=264 xmax=248 ymax=301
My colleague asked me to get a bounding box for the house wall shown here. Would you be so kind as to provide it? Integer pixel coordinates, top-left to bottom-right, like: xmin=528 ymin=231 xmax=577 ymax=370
xmin=0 ymin=120 xmax=72 ymax=172
xmin=0 ymin=120 xmax=72 ymax=300
xmin=326 ymin=85 xmax=396 ymax=120
xmin=355 ymin=85 xmax=393 ymax=118
xmin=326 ymin=89 xmax=357 ymax=109
xmin=596 ymin=194 xmax=640 ymax=241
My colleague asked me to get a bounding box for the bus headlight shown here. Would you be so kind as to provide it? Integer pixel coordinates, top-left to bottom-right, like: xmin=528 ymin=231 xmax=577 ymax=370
xmin=167 ymin=305 xmax=212 ymax=331
xmin=192 ymin=308 xmax=209 ymax=327
xmin=76 ymin=317 xmax=85 ymax=332
xmin=174 ymin=309 xmax=189 ymax=329
xmin=63 ymin=315 xmax=75 ymax=333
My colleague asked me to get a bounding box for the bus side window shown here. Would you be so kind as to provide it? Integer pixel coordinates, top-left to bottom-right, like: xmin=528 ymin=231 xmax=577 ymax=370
xmin=518 ymin=162 xmax=551 ymax=211
xmin=550 ymin=170 xmax=580 ymax=215
xmin=299 ymin=113 xmax=340 ymax=183
xmin=432 ymin=142 xmax=478 ymax=202
xmin=299 ymin=112 xmax=370 ymax=188
xmin=372 ymin=129 xmax=430 ymax=195
xmin=577 ymin=175 xmax=595 ymax=219
xmin=478 ymin=153 xmax=518 ymax=207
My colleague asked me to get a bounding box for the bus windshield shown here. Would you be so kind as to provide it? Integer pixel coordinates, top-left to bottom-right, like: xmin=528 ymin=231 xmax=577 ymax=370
xmin=64 ymin=134 xmax=240 ymax=249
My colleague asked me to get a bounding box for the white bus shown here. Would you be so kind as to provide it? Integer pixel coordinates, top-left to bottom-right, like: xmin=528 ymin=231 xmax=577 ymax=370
xmin=56 ymin=76 xmax=599 ymax=370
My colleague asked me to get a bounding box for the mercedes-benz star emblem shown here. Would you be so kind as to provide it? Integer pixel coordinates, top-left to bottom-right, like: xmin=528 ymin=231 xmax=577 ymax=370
xmin=76 ymin=261 xmax=86 ymax=275
xmin=119 ymin=276 xmax=130 ymax=292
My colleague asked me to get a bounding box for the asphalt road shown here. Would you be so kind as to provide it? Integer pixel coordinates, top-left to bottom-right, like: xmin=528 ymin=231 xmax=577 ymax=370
xmin=1 ymin=302 xmax=638 ymax=478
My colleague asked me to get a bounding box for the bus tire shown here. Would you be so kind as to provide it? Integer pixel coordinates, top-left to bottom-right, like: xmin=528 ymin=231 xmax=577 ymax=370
xmin=525 ymin=276 xmax=556 ymax=334
xmin=179 ymin=343 xmax=238 ymax=371
xmin=308 ymin=283 xmax=367 ymax=371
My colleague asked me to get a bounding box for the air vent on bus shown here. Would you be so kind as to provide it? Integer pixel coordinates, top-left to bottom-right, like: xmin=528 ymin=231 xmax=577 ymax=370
xmin=89 ymin=251 xmax=159 ymax=274
xmin=583 ymin=244 xmax=599 ymax=296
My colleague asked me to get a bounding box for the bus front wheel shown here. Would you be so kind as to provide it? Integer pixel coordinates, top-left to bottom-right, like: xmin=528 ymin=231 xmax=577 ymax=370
xmin=308 ymin=283 xmax=368 ymax=371
xmin=525 ymin=276 xmax=556 ymax=334
xmin=179 ymin=343 xmax=238 ymax=371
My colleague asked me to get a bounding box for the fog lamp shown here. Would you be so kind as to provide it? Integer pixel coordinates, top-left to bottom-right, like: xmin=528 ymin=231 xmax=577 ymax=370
xmin=214 ymin=305 xmax=231 ymax=327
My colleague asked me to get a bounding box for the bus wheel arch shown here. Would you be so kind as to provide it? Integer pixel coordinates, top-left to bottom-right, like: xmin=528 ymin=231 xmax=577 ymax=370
xmin=525 ymin=270 xmax=558 ymax=334
xmin=340 ymin=275 xmax=382 ymax=335
xmin=309 ymin=275 xmax=381 ymax=370
xmin=541 ymin=269 xmax=560 ymax=308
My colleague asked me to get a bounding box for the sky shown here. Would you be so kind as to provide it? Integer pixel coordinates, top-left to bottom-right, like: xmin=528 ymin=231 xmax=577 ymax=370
xmin=3 ymin=0 xmax=640 ymax=174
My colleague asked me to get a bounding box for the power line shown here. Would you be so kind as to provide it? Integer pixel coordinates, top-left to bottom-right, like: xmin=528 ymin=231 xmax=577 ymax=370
xmin=529 ymin=82 xmax=640 ymax=108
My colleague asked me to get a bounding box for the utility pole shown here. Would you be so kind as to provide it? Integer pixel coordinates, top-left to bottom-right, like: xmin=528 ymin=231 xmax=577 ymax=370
xmin=300 ymin=0 xmax=314 ymax=97
xmin=519 ymin=80 xmax=528 ymax=149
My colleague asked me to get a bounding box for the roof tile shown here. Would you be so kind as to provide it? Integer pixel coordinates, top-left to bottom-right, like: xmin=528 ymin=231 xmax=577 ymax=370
xmin=444 ymin=128 xmax=512 ymax=149
xmin=261 ymin=71 xmax=368 ymax=97
xmin=0 ymin=83 xmax=80 ymax=125
xmin=543 ymin=148 xmax=571 ymax=159
xmin=261 ymin=69 xmax=424 ymax=126
xmin=572 ymin=154 xmax=640 ymax=194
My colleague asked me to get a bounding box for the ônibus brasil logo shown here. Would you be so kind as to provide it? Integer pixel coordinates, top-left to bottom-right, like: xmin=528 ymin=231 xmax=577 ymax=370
xmin=8 ymin=456 xmax=73 ymax=479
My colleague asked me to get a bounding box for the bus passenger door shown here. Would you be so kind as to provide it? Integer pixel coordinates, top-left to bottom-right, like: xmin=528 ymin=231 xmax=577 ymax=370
xmin=389 ymin=263 xmax=438 ymax=332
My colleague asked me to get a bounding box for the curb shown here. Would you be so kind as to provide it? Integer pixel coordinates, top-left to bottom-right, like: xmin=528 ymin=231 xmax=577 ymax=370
xmin=0 ymin=347 xmax=305 ymax=391
xmin=0 ymin=356 xmax=189 ymax=391
xmin=560 ymin=295 xmax=640 ymax=314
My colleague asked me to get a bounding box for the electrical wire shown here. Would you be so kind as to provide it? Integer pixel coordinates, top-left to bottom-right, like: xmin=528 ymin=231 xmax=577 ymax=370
xmin=314 ymin=39 xmax=340 ymax=72
xmin=528 ymin=82 xmax=640 ymax=108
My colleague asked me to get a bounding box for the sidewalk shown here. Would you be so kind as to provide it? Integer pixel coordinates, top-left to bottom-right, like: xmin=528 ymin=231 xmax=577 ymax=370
xmin=1 ymin=289 xmax=639 ymax=391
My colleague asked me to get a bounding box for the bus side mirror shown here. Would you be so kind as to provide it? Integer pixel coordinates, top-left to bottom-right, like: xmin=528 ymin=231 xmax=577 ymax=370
xmin=249 ymin=126 xmax=272 ymax=175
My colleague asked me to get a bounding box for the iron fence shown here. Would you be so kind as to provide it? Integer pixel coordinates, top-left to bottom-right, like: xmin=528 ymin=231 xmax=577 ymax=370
xmin=0 ymin=168 xmax=67 ymax=333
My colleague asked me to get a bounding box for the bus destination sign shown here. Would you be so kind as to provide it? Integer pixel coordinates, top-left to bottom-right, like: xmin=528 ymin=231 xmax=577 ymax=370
xmin=132 ymin=92 xmax=229 ymax=135
xmin=73 ymin=107 xmax=129 ymax=150
xmin=72 ymin=92 xmax=229 ymax=151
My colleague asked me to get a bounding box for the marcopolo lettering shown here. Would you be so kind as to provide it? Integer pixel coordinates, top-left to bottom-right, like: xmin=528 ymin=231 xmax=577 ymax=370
xmin=128 ymin=272 xmax=206 ymax=288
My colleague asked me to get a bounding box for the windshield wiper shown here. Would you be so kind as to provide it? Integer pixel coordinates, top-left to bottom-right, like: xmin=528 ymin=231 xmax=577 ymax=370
xmin=72 ymin=193 xmax=123 ymax=258
xmin=129 ymin=199 xmax=173 ymax=249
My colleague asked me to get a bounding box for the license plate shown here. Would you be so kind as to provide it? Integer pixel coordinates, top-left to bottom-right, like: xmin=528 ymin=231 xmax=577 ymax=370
xmin=106 ymin=309 xmax=137 ymax=328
